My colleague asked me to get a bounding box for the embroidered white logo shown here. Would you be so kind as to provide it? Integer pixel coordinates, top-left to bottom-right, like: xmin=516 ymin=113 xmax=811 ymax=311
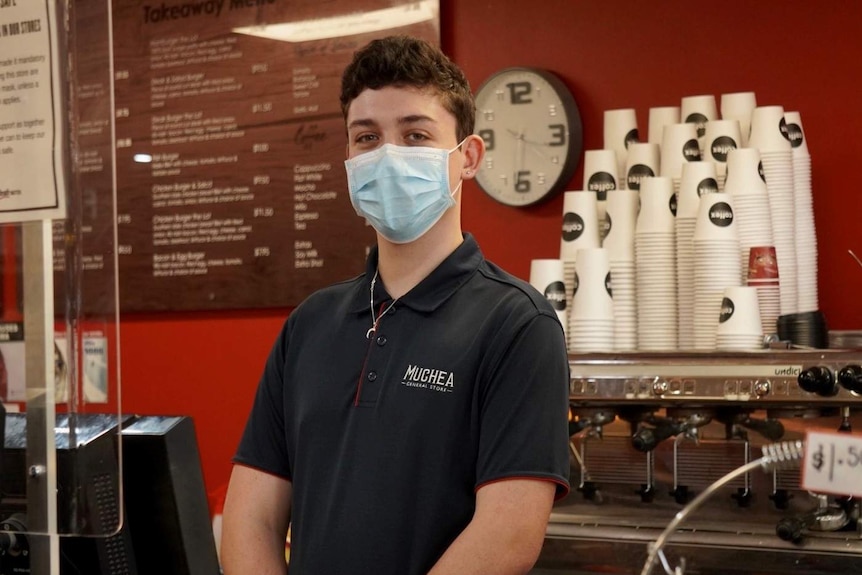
xmin=401 ymin=364 xmax=454 ymax=393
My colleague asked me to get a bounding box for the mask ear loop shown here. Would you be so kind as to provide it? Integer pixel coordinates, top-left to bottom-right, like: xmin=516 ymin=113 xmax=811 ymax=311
xmin=449 ymin=139 xmax=468 ymax=197
xmin=450 ymin=138 xmax=471 ymax=192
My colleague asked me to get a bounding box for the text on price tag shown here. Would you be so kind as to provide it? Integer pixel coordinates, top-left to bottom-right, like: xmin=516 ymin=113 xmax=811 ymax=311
xmin=801 ymin=430 xmax=862 ymax=497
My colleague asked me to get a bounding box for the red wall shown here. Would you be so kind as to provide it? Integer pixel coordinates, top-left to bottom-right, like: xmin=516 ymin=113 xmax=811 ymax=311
xmin=120 ymin=0 xmax=862 ymax=503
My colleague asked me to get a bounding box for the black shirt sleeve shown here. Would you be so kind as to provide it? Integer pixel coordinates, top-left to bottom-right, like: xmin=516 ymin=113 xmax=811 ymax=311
xmin=233 ymin=319 xmax=293 ymax=480
xmin=474 ymin=311 xmax=571 ymax=499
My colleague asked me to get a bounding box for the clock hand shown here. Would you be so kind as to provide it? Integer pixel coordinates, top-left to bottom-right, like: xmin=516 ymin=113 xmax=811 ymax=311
xmin=527 ymin=142 xmax=553 ymax=162
xmin=506 ymin=128 xmax=554 ymax=164
xmin=512 ymin=127 xmax=526 ymax=181
xmin=506 ymin=128 xmax=549 ymax=147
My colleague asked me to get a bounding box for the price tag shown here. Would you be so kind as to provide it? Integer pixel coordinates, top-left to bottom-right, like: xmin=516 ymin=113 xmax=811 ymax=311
xmin=801 ymin=430 xmax=862 ymax=497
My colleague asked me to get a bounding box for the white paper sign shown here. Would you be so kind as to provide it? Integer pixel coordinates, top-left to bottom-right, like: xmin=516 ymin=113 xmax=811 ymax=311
xmin=0 ymin=0 xmax=66 ymax=222
xmin=82 ymin=334 xmax=108 ymax=403
xmin=801 ymin=429 xmax=862 ymax=497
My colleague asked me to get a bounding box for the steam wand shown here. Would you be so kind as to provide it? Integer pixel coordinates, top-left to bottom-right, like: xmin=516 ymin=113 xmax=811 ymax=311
xmin=639 ymin=440 xmax=805 ymax=575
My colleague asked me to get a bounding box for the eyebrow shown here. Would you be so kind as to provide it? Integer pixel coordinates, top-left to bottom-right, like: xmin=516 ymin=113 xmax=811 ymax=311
xmin=347 ymin=114 xmax=436 ymax=131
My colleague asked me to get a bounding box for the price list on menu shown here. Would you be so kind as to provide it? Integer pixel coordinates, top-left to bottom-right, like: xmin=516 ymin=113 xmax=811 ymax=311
xmin=109 ymin=0 xmax=439 ymax=311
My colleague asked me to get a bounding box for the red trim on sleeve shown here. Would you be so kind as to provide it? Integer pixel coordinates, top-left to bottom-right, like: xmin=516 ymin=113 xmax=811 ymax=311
xmin=475 ymin=476 xmax=571 ymax=501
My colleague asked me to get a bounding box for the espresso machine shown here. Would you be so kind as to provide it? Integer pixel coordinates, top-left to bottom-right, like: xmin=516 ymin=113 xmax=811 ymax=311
xmin=532 ymin=347 xmax=862 ymax=574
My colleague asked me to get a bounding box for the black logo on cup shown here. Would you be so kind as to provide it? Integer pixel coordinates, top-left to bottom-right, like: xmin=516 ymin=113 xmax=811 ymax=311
xmin=627 ymin=164 xmax=654 ymax=191
xmin=686 ymin=113 xmax=709 ymax=138
xmin=588 ymin=172 xmax=616 ymax=201
xmin=785 ymin=122 xmax=804 ymax=148
xmin=625 ymin=128 xmax=640 ymax=149
xmin=600 ymin=212 xmax=611 ymax=240
xmin=709 ymin=201 xmax=734 ymax=227
xmin=779 ymin=117 xmax=790 ymax=141
xmin=605 ymin=272 xmax=613 ymax=297
xmin=669 ymin=192 xmax=678 ymax=217
xmin=572 ymin=272 xmax=579 ymax=295
xmin=697 ymin=177 xmax=719 ymax=197
xmin=719 ymin=297 xmax=735 ymax=323
xmin=710 ymin=136 xmax=737 ymax=162
xmin=544 ymin=281 xmax=567 ymax=311
xmin=683 ymin=139 xmax=701 ymax=161
xmin=757 ymin=161 xmax=766 ymax=183
xmin=561 ymin=212 xmax=585 ymax=242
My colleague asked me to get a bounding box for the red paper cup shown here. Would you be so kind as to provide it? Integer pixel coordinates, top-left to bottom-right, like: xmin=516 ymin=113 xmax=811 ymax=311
xmin=747 ymin=246 xmax=779 ymax=281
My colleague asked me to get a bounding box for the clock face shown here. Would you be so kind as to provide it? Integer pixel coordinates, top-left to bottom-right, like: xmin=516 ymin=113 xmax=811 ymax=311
xmin=473 ymin=67 xmax=582 ymax=207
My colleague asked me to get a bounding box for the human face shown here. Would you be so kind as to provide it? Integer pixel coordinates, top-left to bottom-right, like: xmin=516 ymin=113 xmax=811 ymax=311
xmin=345 ymin=85 xmax=465 ymax=190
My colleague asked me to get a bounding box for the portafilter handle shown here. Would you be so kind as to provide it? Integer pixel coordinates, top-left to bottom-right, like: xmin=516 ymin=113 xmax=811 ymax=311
xmin=632 ymin=419 xmax=684 ymax=453
xmin=738 ymin=415 xmax=785 ymax=441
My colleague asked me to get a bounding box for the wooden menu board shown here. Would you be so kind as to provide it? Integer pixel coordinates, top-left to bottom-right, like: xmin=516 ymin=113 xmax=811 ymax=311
xmin=102 ymin=0 xmax=440 ymax=311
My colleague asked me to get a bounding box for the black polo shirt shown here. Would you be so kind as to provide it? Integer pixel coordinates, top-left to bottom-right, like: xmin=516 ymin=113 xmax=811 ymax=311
xmin=234 ymin=233 xmax=571 ymax=575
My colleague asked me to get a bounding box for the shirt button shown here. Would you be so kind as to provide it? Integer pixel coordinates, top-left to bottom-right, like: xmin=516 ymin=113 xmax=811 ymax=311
xmin=367 ymin=371 xmax=378 ymax=382
xmin=376 ymin=335 xmax=387 ymax=346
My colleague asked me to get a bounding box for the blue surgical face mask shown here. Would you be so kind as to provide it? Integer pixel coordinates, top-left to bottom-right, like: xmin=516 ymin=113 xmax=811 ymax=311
xmin=345 ymin=141 xmax=464 ymax=244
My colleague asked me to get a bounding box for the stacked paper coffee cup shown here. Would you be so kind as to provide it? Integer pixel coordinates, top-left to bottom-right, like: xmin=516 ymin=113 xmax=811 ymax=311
xmin=660 ymin=122 xmax=701 ymax=195
xmin=692 ymin=192 xmax=742 ymax=350
xmin=603 ymin=188 xmax=639 ymax=350
xmin=748 ymin=105 xmax=797 ymax=316
xmin=559 ymin=191 xmax=600 ymax=349
xmin=529 ymin=259 xmax=568 ymax=339
xmin=558 ymin=90 xmax=822 ymax=352
xmin=635 ymin=177 xmax=678 ymax=350
xmin=568 ymin=247 xmax=615 ymax=352
xmin=724 ymin=148 xmax=775 ymax=283
xmin=703 ymin=119 xmax=742 ymax=191
xmin=746 ymin=246 xmax=781 ymax=337
xmin=648 ymin=106 xmax=680 ymax=145
xmin=785 ymin=111 xmax=818 ymax=313
xmin=583 ymin=149 xmax=618 ymax=240
xmin=681 ymin=94 xmax=718 ymax=159
xmin=716 ymin=286 xmax=764 ymax=351
xmin=720 ymin=91 xmax=757 ymax=147
xmin=676 ymin=162 xmax=719 ymax=347
xmin=603 ymin=108 xmax=639 ymax=190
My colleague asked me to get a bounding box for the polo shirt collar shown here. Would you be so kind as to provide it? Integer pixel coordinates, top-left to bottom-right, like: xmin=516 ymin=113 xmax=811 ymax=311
xmin=348 ymin=233 xmax=484 ymax=314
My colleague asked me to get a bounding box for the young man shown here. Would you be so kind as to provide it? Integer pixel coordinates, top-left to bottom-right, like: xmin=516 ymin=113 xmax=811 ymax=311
xmin=221 ymin=35 xmax=571 ymax=575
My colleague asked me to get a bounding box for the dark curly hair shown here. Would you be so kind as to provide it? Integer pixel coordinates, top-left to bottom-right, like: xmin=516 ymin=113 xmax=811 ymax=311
xmin=340 ymin=35 xmax=475 ymax=141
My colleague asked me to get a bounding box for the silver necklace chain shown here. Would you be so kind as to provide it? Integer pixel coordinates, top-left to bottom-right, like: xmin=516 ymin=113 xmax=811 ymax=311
xmin=367 ymin=268 xmax=398 ymax=339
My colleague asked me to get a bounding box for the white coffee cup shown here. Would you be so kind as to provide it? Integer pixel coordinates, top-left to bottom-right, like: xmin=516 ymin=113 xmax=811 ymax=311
xmin=748 ymin=105 xmax=791 ymax=151
xmin=603 ymin=108 xmax=639 ymax=183
xmin=560 ymin=190 xmax=601 ymax=260
xmin=681 ymin=94 xmax=718 ymax=142
xmin=604 ymin=188 xmax=639 ymax=261
xmin=783 ymin=111 xmax=809 ymax=155
xmin=720 ymin=91 xmax=757 ymax=147
xmin=583 ymin=149 xmax=619 ymax=199
xmin=694 ymin=192 xmax=738 ymax=242
xmin=716 ymin=285 xmax=764 ymax=337
xmin=724 ymin=148 xmax=768 ymax=197
xmin=648 ymin=106 xmax=680 ymax=145
xmin=660 ymin=123 xmax=701 ymax=179
xmin=625 ymin=142 xmax=660 ymax=191
xmin=637 ymin=176 xmax=676 ymax=234
xmin=703 ymin=119 xmax=742 ymax=178
xmin=678 ymin=161 xmax=719 ymax=220
xmin=571 ymin=247 xmax=614 ymax=320
xmin=530 ymin=258 xmax=568 ymax=330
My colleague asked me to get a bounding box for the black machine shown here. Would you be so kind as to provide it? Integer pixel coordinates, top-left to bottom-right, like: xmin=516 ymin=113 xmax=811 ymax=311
xmin=0 ymin=413 xmax=220 ymax=575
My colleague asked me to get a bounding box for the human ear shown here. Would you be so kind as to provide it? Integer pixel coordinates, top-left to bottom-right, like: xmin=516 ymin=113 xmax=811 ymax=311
xmin=460 ymin=134 xmax=485 ymax=179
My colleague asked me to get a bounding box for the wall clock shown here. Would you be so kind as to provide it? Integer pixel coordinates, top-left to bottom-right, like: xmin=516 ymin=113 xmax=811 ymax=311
xmin=473 ymin=67 xmax=583 ymax=207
